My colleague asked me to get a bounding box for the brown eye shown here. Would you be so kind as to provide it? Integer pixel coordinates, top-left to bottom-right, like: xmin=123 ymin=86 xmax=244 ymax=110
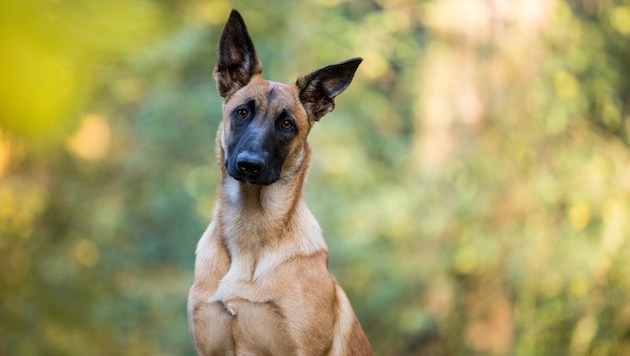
xmin=281 ymin=119 xmax=293 ymax=130
xmin=236 ymin=109 xmax=248 ymax=118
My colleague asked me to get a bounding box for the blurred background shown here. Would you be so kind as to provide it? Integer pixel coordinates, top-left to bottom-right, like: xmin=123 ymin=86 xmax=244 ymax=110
xmin=1 ymin=0 xmax=630 ymax=354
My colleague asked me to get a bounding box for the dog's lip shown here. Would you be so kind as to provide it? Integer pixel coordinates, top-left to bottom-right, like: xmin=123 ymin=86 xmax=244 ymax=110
xmin=228 ymin=171 xmax=275 ymax=186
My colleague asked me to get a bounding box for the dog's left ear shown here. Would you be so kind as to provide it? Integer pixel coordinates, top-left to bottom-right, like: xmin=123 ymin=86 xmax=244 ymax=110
xmin=296 ymin=58 xmax=362 ymax=121
xmin=214 ymin=10 xmax=263 ymax=97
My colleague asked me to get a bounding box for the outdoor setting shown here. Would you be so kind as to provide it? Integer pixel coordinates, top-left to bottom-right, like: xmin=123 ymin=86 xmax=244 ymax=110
xmin=1 ymin=0 xmax=630 ymax=354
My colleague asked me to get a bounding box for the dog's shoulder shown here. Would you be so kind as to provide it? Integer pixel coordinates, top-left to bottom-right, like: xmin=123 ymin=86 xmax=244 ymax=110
xmin=192 ymin=220 xmax=230 ymax=290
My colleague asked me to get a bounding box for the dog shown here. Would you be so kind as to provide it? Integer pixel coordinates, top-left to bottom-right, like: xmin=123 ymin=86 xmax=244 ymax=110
xmin=187 ymin=10 xmax=372 ymax=355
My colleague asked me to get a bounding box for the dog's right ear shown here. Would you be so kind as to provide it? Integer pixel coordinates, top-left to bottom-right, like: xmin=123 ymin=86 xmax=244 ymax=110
xmin=214 ymin=10 xmax=263 ymax=98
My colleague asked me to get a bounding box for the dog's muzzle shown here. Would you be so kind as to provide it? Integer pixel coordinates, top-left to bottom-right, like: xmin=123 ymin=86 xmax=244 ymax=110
xmin=227 ymin=150 xmax=278 ymax=185
xmin=236 ymin=151 xmax=265 ymax=177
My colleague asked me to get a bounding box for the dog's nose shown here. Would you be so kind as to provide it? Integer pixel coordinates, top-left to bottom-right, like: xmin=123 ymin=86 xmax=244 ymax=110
xmin=236 ymin=152 xmax=265 ymax=176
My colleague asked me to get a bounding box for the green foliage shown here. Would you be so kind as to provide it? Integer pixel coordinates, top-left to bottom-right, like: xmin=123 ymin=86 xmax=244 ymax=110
xmin=1 ymin=0 xmax=630 ymax=354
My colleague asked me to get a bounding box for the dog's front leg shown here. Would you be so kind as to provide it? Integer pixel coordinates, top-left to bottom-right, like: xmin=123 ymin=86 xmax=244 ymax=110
xmin=188 ymin=223 xmax=232 ymax=355
xmin=188 ymin=297 xmax=235 ymax=356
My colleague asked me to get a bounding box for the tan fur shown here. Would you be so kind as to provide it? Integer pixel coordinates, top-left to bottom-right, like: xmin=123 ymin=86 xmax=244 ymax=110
xmin=188 ymin=75 xmax=371 ymax=355
xmin=188 ymin=10 xmax=370 ymax=354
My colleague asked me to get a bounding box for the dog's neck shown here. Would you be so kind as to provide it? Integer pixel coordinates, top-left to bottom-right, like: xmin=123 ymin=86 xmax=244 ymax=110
xmin=214 ymin=144 xmax=326 ymax=258
xmin=220 ymin=174 xmax=303 ymax=223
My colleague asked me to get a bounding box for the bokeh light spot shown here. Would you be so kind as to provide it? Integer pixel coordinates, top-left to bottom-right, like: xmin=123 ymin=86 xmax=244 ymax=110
xmin=568 ymin=202 xmax=591 ymax=231
xmin=610 ymin=6 xmax=630 ymax=35
xmin=66 ymin=115 xmax=111 ymax=161
xmin=554 ymin=70 xmax=579 ymax=99
xmin=73 ymin=239 xmax=100 ymax=268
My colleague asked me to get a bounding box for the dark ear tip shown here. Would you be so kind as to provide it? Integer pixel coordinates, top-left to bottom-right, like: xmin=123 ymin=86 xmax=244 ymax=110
xmin=344 ymin=57 xmax=363 ymax=72
xmin=227 ymin=9 xmax=245 ymax=25
xmin=229 ymin=9 xmax=242 ymax=19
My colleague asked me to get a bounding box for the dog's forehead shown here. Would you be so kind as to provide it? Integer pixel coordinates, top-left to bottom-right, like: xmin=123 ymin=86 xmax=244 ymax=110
xmin=259 ymin=81 xmax=293 ymax=106
xmin=225 ymin=78 xmax=304 ymax=116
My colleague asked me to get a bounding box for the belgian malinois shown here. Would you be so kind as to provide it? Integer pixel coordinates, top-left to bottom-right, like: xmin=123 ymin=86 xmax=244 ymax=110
xmin=187 ymin=10 xmax=371 ymax=355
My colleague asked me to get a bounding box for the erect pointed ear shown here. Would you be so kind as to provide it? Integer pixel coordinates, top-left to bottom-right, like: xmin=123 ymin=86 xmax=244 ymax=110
xmin=214 ymin=10 xmax=263 ymax=97
xmin=296 ymin=57 xmax=362 ymax=121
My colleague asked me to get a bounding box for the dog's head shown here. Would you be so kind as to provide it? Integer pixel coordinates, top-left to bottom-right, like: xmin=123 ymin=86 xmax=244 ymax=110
xmin=214 ymin=10 xmax=361 ymax=186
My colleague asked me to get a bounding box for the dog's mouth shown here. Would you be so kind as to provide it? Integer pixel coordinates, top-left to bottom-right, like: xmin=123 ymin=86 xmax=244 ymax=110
xmin=226 ymin=161 xmax=278 ymax=186
xmin=233 ymin=174 xmax=271 ymax=185
xmin=230 ymin=173 xmax=277 ymax=186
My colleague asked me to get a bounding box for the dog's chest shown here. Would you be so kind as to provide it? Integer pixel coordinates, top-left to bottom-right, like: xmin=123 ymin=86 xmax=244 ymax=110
xmin=210 ymin=256 xmax=272 ymax=313
xmin=207 ymin=256 xmax=299 ymax=354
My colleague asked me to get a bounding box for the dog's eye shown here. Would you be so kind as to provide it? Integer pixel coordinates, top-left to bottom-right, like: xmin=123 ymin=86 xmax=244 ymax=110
xmin=281 ymin=119 xmax=293 ymax=130
xmin=236 ymin=109 xmax=248 ymax=118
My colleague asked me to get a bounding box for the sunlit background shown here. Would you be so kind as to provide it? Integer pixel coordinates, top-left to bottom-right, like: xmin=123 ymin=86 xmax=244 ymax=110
xmin=1 ymin=0 xmax=630 ymax=354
